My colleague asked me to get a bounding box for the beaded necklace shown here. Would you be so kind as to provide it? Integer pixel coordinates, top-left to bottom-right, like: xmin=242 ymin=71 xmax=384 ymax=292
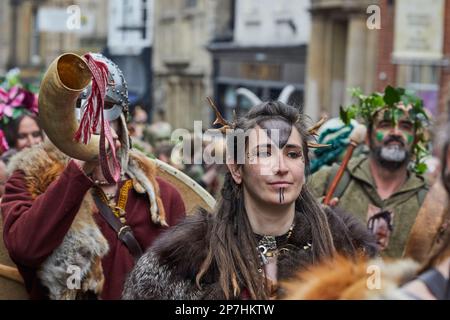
xmin=95 ymin=179 xmax=133 ymax=224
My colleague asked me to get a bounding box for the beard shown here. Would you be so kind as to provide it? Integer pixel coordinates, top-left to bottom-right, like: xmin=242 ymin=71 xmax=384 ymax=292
xmin=371 ymin=135 xmax=411 ymax=170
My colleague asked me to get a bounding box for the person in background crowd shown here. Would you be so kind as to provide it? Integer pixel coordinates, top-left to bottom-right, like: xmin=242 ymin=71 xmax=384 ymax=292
xmin=0 ymin=74 xmax=41 ymax=164
xmin=309 ymin=86 xmax=430 ymax=257
xmin=0 ymin=113 xmax=43 ymax=164
xmin=128 ymin=106 xmax=153 ymax=156
xmin=282 ymin=121 xmax=450 ymax=300
xmin=129 ymin=106 xmax=148 ymax=140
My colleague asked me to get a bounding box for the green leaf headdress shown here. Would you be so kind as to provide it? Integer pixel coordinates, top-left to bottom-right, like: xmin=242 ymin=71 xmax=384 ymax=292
xmin=339 ymin=85 xmax=431 ymax=174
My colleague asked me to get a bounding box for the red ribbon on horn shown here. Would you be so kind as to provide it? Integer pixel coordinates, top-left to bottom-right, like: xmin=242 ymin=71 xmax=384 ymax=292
xmin=73 ymin=53 xmax=120 ymax=183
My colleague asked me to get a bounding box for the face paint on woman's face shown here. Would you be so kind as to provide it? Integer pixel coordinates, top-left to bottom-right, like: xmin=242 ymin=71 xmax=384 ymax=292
xmin=241 ymin=125 xmax=305 ymax=207
xmin=259 ymin=118 xmax=293 ymax=149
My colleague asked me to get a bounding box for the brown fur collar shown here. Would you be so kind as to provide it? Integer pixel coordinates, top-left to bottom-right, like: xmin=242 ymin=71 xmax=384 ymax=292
xmin=6 ymin=141 xmax=167 ymax=299
xmin=150 ymin=206 xmax=378 ymax=295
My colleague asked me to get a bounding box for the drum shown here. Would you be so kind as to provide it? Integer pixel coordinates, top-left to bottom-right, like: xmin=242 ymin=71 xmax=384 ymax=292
xmin=154 ymin=158 xmax=216 ymax=214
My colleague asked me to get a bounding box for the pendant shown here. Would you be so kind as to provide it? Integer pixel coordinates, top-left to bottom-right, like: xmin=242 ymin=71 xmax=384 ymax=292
xmin=258 ymin=245 xmax=269 ymax=265
xmin=257 ymin=235 xmax=277 ymax=265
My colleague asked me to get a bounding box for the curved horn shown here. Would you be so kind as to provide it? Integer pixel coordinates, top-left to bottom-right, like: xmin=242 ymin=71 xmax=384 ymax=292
xmin=236 ymin=87 xmax=262 ymax=105
xmin=38 ymin=53 xmax=99 ymax=161
xmin=278 ymin=85 xmax=295 ymax=103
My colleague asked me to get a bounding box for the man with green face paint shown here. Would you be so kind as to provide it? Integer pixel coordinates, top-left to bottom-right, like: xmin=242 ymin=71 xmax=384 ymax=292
xmin=309 ymin=86 xmax=430 ymax=258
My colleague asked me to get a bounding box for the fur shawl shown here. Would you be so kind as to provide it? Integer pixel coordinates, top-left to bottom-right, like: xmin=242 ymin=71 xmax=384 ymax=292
xmin=7 ymin=141 xmax=166 ymax=299
xmin=122 ymin=207 xmax=377 ymax=300
xmin=282 ymin=254 xmax=418 ymax=299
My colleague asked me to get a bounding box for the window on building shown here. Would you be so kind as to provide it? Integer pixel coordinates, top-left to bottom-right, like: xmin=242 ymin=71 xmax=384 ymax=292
xmin=184 ymin=0 xmax=197 ymax=8
xmin=397 ymin=64 xmax=440 ymax=117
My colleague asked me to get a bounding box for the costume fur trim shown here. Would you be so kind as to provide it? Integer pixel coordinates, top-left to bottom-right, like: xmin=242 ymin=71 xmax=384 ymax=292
xmin=122 ymin=207 xmax=378 ymax=299
xmin=126 ymin=151 xmax=167 ymax=226
xmin=282 ymin=254 xmax=418 ymax=300
xmin=7 ymin=140 xmax=166 ymax=299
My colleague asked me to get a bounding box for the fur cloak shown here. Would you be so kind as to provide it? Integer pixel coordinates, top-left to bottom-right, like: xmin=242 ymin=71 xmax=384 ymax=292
xmin=122 ymin=206 xmax=377 ymax=299
xmin=6 ymin=141 xmax=166 ymax=299
xmin=281 ymin=254 xmax=418 ymax=300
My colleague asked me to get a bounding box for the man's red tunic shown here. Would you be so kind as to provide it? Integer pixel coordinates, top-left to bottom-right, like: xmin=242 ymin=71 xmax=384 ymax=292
xmin=1 ymin=161 xmax=186 ymax=299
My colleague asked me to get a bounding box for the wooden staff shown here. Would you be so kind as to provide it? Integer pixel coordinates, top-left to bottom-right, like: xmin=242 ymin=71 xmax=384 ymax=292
xmin=323 ymin=124 xmax=367 ymax=205
xmin=0 ymin=263 xmax=24 ymax=284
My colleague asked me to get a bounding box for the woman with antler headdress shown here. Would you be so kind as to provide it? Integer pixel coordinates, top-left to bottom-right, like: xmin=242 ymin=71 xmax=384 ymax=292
xmin=123 ymin=100 xmax=377 ymax=300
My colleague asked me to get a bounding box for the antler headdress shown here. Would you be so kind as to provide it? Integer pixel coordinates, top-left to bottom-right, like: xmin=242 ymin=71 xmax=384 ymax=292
xmin=206 ymin=97 xmax=329 ymax=149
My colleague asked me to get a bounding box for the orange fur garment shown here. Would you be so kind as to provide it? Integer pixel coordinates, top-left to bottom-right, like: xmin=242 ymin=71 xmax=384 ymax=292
xmin=281 ymin=255 xmax=418 ymax=300
xmin=127 ymin=151 xmax=167 ymax=226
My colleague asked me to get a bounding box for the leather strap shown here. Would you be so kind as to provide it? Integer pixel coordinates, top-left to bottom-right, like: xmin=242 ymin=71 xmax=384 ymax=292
xmin=93 ymin=193 xmax=143 ymax=260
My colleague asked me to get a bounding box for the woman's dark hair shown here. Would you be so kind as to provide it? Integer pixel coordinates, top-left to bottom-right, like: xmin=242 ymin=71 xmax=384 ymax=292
xmin=1 ymin=112 xmax=42 ymax=149
xmin=196 ymin=101 xmax=336 ymax=299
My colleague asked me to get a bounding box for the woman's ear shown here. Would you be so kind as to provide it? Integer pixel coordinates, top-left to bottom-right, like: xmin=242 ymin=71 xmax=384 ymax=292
xmin=227 ymin=163 xmax=242 ymax=184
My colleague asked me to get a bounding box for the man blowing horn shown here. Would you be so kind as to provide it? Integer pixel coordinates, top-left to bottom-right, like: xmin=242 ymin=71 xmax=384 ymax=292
xmin=0 ymin=53 xmax=186 ymax=299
